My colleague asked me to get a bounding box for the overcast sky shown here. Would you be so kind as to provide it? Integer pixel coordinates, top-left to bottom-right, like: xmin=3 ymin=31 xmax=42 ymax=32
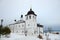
xmin=0 ymin=0 xmax=60 ymax=30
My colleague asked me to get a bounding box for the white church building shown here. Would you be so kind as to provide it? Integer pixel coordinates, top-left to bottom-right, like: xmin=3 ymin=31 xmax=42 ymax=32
xmin=8 ymin=8 xmax=43 ymax=36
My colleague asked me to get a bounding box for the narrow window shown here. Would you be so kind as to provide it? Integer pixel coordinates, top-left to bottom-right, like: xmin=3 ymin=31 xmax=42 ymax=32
xmin=34 ymin=31 xmax=37 ymax=34
xmin=22 ymin=31 xmax=24 ymax=33
xmin=26 ymin=16 xmax=28 ymax=20
xmin=28 ymin=24 xmax=30 ymax=26
xmin=17 ymin=31 xmax=18 ymax=33
xmin=29 ymin=16 xmax=31 ymax=19
xmin=19 ymin=25 xmax=20 ymax=27
xmin=33 ymin=16 xmax=34 ymax=18
xmin=22 ymin=25 xmax=24 ymax=27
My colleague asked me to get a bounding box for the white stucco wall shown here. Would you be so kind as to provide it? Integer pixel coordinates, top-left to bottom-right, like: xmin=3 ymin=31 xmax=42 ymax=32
xmin=8 ymin=14 xmax=43 ymax=36
xmin=9 ymin=22 xmax=25 ymax=35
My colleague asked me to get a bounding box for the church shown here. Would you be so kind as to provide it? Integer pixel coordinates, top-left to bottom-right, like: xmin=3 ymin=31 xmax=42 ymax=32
xmin=8 ymin=8 xmax=43 ymax=36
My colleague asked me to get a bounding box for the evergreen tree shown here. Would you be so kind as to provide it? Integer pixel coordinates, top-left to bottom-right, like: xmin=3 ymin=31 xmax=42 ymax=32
xmin=2 ymin=27 xmax=11 ymax=35
xmin=0 ymin=25 xmax=2 ymax=38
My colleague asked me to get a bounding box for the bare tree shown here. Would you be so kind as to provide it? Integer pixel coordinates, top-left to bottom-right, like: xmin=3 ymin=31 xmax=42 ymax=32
xmin=48 ymin=27 xmax=52 ymax=33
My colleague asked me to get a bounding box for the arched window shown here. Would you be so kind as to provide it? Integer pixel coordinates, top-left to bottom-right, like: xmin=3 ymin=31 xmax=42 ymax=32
xmin=26 ymin=16 xmax=28 ymax=20
xmin=33 ymin=16 xmax=36 ymax=19
xmin=22 ymin=25 xmax=24 ymax=27
xmin=35 ymin=16 xmax=36 ymax=19
xmin=34 ymin=31 xmax=37 ymax=34
xmin=33 ymin=16 xmax=34 ymax=18
xmin=19 ymin=25 xmax=20 ymax=27
xmin=28 ymin=24 xmax=30 ymax=26
xmin=29 ymin=16 xmax=31 ymax=19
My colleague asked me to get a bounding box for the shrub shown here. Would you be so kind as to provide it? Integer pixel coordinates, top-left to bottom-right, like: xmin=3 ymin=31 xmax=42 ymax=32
xmin=55 ymin=32 xmax=59 ymax=34
xmin=2 ymin=27 xmax=11 ymax=35
xmin=38 ymin=34 xmax=43 ymax=39
xmin=0 ymin=25 xmax=3 ymax=38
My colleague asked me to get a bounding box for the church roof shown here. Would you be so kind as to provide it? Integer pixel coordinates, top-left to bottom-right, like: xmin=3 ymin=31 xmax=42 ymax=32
xmin=9 ymin=20 xmax=25 ymax=25
xmin=15 ymin=20 xmax=25 ymax=24
xmin=25 ymin=8 xmax=37 ymax=16
xmin=37 ymin=24 xmax=43 ymax=27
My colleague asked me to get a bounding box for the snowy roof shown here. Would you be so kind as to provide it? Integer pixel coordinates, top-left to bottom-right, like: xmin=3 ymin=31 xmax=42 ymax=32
xmin=9 ymin=20 xmax=25 ymax=25
xmin=15 ymin=20 xmax=25 ymax=24
xmin=37 ymin=24 xmax=43 ymax=27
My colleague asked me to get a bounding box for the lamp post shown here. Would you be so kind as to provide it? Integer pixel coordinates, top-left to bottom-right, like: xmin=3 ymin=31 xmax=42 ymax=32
xmin=0 ymin=19 xmax=3 ymax=38
xmin=1 ymin=19 xmax=3 ymax=27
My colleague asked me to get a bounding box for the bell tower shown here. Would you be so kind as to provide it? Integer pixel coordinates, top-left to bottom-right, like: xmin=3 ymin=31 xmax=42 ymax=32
xmin=25 ymin=8 xmax=37 ymax=35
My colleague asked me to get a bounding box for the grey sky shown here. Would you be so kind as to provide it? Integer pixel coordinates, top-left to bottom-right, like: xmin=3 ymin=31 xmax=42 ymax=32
xmin=0 ymin=0 xmax=60 ymax=30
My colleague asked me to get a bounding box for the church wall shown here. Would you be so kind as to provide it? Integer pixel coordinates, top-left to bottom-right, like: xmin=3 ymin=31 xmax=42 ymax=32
xmin=25 ymin=15 xmax=37 ymax=35
xmin=9 ymin=22 xmax=25 ymax=35
xmin=8 ymin=9 xmax=43 ymax=36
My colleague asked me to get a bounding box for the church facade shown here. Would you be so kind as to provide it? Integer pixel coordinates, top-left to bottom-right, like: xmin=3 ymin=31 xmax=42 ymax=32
xmin=8 ymin=8 xmax=43 ymax=36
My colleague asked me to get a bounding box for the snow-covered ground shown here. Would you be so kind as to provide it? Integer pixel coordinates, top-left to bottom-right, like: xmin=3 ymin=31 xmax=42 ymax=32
xmin=0 ymin=33 xmax=41 ymax=40
xmin=43 ymin=33 xmax=60 ymax=40
xmin=0 ymin=33 xmax=60 ymax=40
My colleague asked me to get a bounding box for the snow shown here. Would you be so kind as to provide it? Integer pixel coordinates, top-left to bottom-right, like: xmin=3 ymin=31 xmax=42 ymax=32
xmin=0 ymin=33 xmax=41 ymax=40
xmin=1 ymin=33 xmax=60 ymax=40
xmin=43 ymin=33 xmax=60 ymax=40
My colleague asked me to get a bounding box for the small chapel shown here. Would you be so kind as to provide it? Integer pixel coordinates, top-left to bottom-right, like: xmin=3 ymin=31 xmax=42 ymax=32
xmin=8 ymin=8 xmax=43 ymax=36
